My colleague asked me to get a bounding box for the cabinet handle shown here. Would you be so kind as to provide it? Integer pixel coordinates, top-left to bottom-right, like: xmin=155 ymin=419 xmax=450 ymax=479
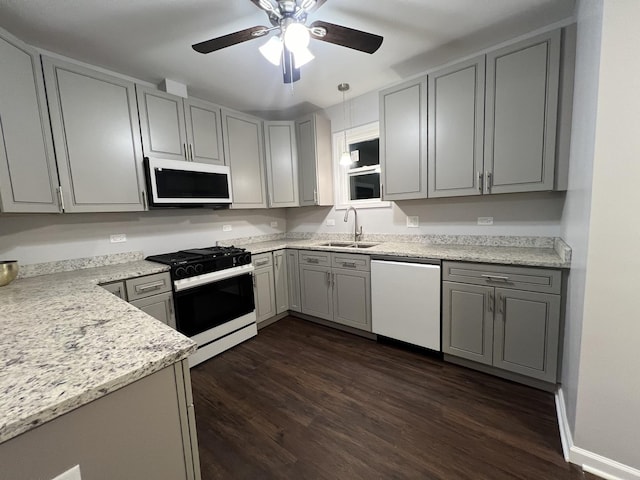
xmin=478 ymin=172 xmax=483 ymax=193
xmin=332 ymin=272 xmax=335 ymax=287
xmin=188 ymin=143 xmax=194 ymax=161
xmin=183 ymin=143 xmax=188 ymax=161
xmin=135 ymin=281 xmax=165 ymax=293
xmin=306 ymin=258 xmax=319 ymax=264
xmin=168 ymin=297 xmax=174 ymax=316
xmin=498 ymin=295 xmax=505 ymax=314
xmin=141 ymin=190 xmax=148 ymax=210
xmin=488 ymin=291 xmax=494 ymax=313
xmin=255 ymin=260 xmax=269 ymax=266
xmin=381 ymin=184 xmax=384 ymax=199
xmin=274 ymin=256 xmax=278 ymax=268
xmin=57 ymin=186 xmax=65 ymax=212
xmin=342 ymin=262 xmax=357 ymax=268
xmin=252 ymin=273 xmax=256 ymax=287
xmin=313 ymin=189 xmax=318 ymax=204
xmin=326 ymin=271 xmax=331 ymax=285
xmin=485 ymin=171 xmax=492 ymax=193
xmin=481 ymin=274 xmax=510 ymax=282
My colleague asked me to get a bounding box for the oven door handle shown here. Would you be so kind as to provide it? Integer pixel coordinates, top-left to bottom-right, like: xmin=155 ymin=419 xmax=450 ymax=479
xmin=174 ymin=264 xmax=255 ymax=292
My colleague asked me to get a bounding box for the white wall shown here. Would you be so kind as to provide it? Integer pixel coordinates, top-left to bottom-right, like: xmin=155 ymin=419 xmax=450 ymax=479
xmin=572 ymin=0 xmax=640 ymax=469
xmin=0 ymin=209 xmax=286 ymax=265
xmin=559 ymin=0 xmax=602 ymax=433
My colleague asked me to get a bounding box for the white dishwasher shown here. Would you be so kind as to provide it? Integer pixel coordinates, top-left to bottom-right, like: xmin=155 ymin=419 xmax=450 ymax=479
xmin=371 ymin=258 xmax=441 ymax=351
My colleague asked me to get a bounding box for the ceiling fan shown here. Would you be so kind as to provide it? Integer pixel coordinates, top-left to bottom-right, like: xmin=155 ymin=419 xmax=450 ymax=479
xmin=192 ymin=0 xmax=384 ymax=83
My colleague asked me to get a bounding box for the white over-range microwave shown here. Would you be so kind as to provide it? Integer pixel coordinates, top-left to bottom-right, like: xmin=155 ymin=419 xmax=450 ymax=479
xmin=143 ymin=157 xmax=233 ymax=208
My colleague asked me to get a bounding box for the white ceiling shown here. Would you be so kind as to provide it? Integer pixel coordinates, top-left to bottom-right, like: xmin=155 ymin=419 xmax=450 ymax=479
xmin=0 ymin=0 xmax=575 ymax=118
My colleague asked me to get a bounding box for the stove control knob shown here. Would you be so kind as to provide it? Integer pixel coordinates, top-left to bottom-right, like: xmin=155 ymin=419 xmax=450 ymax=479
xmin=186 ymin=265 xmax=196 ymax=275
xmin=243 ymin=254 xmax=252 ymax=265
xmin=175 ymin=267 xmax=186 ymax=278
xmin=195 ymin=264 xmax=204 ymax=274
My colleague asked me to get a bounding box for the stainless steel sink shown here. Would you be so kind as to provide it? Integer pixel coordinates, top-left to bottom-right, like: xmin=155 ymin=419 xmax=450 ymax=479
xmin=318 ymin=242 xmax=378 ymax=249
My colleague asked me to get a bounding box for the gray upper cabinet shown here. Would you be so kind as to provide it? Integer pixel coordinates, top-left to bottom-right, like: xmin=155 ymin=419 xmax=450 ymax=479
xmin=222 ymin=109 xmax=267 ymax=209
xmin=484 ymin=30 xmax=560 ymax=194
xmin=379 ymin=77 xmax=428 ymax=200
xmin=264 ymin=121 xmax=299 ymax=208
xmin=0 ymin=29 xmax=59 ymax=213
xmin=43 ymin=57 xmax=145 ymax=213
xmin=295 ymin=113 xmax=333 ymax=206
xmin=428 ymin=56 xmax=485 ymax=198
xmin=183 ymin=97 xmax=224 ymax=165
xmin=136 ymin=86 xmax=187 ymax=161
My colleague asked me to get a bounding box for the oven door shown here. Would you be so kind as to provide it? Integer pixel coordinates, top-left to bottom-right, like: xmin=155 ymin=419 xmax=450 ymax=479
xmin=173 ymin=267 xmax=255 ymax=337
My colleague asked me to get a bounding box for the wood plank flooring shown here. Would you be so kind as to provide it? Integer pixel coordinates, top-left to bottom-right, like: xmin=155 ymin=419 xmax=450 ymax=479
xmin=190 ymin=316 xmax=598 ymax=480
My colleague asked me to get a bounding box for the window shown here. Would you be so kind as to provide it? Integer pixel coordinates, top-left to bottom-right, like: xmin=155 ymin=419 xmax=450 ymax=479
xmin=333 ymin=122 xmax=390 ymax=209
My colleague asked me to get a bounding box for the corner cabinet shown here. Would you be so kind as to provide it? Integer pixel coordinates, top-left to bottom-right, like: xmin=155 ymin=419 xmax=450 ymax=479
xmin=264 ymin=121 xmax=299 ymax=208
xmin=442 ymin=261 xmax=562 ymax=385
xmin=222 ymin=109 xmax=268 ymax=209
xmin=42 ymin=57 xmax=146 ymax=212
xmin=295 ymin=113 xmax=334 ymax=206
xmin=0 ymin=28 xmax=60 ymax=213
xmin=136 ymin=87 xmax=224 ymax=165
xmin=286 ymin=249 xmax=301 ymax=312
xmin=379 ymin=77 xmax=428 ymax=201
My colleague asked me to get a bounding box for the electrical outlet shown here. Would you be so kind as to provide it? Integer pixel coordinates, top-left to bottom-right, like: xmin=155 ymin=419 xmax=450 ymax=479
xmin=406 ymin=216 xmax=419 ymax=228
xmin=270 ymin=221 xmax=278 ymax=228
xmin=222 ymin=224 xmax=232 ymax=232
xmin=109 ymin=234 xmax=127 ymax=243
xmin=477 ymin=217 xmax=494 ymax=225
xmin=326 ymin=219 xmax=336 ymax=226
xmin=52 ymin=465 xmax=82 ymax=480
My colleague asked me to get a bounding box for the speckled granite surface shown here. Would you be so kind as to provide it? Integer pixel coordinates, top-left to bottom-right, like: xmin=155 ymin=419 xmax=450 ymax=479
xmin=0 ymin=260 xmax=195 ymax=444
xmin=17 ymin=251 xmax=145 ymax=279
xmin=236 ymin=236 xmax=571 ymax=268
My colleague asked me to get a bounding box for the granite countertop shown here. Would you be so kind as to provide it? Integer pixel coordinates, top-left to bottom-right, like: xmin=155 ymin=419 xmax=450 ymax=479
xmin=0 ymin=260 xmax=196 ymax=444
xmin=236 ymin=238 xmax=571 ymax=268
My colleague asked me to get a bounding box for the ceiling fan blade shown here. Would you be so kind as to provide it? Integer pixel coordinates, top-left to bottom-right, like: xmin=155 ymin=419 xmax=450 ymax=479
xmin=309 ymin=20 xmax=383 ymax=54
xmin=303 ymin=0 xmax=328 ymax=13
xmin=192 ymin=26 xmax=269 ymax=54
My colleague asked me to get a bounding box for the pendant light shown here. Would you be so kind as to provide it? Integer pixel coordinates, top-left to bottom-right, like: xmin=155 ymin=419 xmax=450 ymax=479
xmin=338 ymin=83 xmax=352 ymax=167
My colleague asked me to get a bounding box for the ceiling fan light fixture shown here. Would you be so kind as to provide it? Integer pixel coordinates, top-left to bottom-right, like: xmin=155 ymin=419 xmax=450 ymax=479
xmin=293 ymin=46 xmax=314 ymax=68
xmin=284 ymin=22 xmax=310 ymax=53
xmin=259 ymin=36 xmax=283 ymax=66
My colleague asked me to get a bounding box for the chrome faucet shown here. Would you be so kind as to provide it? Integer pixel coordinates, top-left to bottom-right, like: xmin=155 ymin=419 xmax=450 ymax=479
xmin=344 ymin=206 xmax=363 ymax=243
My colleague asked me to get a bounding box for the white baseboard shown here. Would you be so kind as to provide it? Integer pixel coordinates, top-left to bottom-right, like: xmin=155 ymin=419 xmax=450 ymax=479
xmin=555 ymin=387 xmax=640 ymax=480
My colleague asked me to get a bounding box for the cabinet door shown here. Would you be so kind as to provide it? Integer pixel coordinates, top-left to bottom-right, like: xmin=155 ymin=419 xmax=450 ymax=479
xmin=484 ymin=30 xmax=560 ymax=194
xmin=299 ymin=264 xmax=333 ymax=321
xmin=130 ymin=291 xmax=176 ymax=329
xmin=43 ymin=57 xmax=145 ymax=212
xmin=0 ymin=29 xmax=59 ymax=213
xmin=332 ymin=268 xmax=371 ymax=332
xmin=273 ymin=250 xmax=289 ymax=314
xmin=264 ymin=121 xmax=299 ymax=207
xmin=428 ymin=56 xmax=485 ymax=198
xmin=136 ymin=86 xmax=188 ymax=161
xmin=296 ymin=114 xmax=333 ymax=206
xmin=101 ymin=281 xmax=127 ymax=301
xmin=379 ymin=77 xmax=428 ymax=200
xmin=442 ymin=281 xmax=494 ymax=365
xmin=253 ymin=266 xmax=276 ymax=324
xmin=286 ymin=249 xmax=301 ymax=312
xmin=222 ymin=109 xmax=267 ymax=209
xmin=493 ymin=288 xmax=561 ymax=382
xmin=183 ymin=97 xmax=224 ymax=165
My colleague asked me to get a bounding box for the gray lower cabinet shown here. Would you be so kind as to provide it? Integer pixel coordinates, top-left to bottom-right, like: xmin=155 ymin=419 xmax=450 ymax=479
xmin=42 ymin=57 xmax=145 ymax=212
xmin=0 ymin=361 xmax=201 ymax=480
xmin=101 ymin=280 xmax=127 ymax=300
xmin=428 ymin=56 xmax=485 ymax=198
xmin=265 ymin=121 xmax=299 ymax=207
xmin=286 ymin=249 xmax=302 ymax=312
xmin=273 ymin=250 xmax=289 ymax=314
xmin=0 ymin=27 xmax=60 ymax=213
xmin=484 ymin=30 xmax=560 ymax=194
xmin=299 ymin=251 xmax=371 ymax=331
xmin=252 ymin=253 xmax=276 ymax=324
xmin=295 ymin=113 xmax=333 ymax=206
xmin=442 ymin=261 xmax=562 ymax=384
xmin=131 ymin=291 xmax=176 ymax=329
xmin=222 ymin=109 xmax=267 ymax=208
xmin=137 ymin=87 xmax=224 ymax=165
xmin=379 ymin=76 xmax=428 ymax=200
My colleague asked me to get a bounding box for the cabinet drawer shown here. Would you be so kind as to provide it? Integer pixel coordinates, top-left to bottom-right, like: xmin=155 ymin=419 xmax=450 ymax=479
xmin=299 ymin=250 xmax=331 ymax=267
xmin=331 ymin=252 xmax=370 ymax=272
xmin=252 ymin=252 xmax=273 ymax=268
xmin=442 ymin=261 xmax=561 ymax=294
xmin=126 ymin=272 xmax=172 ymax=301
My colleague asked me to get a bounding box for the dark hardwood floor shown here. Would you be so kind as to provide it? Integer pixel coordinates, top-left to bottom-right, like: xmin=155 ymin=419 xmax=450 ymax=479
xmin=190 ymin=316 xmax=598 ymax=480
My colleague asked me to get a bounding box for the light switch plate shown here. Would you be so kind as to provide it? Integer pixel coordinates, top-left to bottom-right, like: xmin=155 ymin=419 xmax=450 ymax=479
xmin=110 ymin=234 xmax=126 ymax=243
xmin=270 ymin=221 xmax=278 ymax=228
xmin=477 ymin=217 xmax=494 ymax=225
xmin=406 ymin=216 xmax=419 ymax=228
xmin=51 ymin=465 xmax=82 ymax=480
xmin=326 ymin=219 xmax=336 ymax=226
xmin=222 ymin=224 xmax=232 ymax=232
